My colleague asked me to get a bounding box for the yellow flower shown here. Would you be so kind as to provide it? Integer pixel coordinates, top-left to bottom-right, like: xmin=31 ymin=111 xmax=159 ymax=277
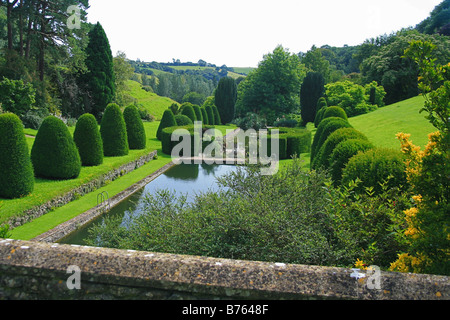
xmin=355 ymin=259 xmax=367 ymax=270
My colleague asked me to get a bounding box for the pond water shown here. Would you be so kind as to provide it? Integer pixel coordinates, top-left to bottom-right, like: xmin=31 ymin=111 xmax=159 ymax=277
xmin=59 ymin=164 xmax=237 ymax=245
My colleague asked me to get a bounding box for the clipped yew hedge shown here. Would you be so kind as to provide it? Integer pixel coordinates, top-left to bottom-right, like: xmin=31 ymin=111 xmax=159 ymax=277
xmin=157 ymin=109 xmax=177 ymax=141
xmin=31 ymin=116 xmax=81 ymax=180
xmin=73 ymin=113 xmax=104 ymax=166
xmin=0 ymin=113 xmax=34 ymax=199
xmin=261 ymin=127 xmax=311 ymax=160
xmin=124 ymin=105 xmax=146 ymax=150
xmin=161 ymin=125 xmax=215 ymax=156
xmin=100 ymin=103 xmax=129 ymax=157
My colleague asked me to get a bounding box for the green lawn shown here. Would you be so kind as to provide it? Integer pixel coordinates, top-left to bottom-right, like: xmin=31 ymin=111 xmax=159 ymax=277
xmin=348 ymin=95 xmax=436 ymax=150
xmin=125 ymin=80 xmax=178 ymax=120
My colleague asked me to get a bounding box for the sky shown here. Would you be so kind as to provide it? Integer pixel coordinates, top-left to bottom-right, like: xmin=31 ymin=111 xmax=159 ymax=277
xmin=86 ymin=0 xmax=443 ymax=68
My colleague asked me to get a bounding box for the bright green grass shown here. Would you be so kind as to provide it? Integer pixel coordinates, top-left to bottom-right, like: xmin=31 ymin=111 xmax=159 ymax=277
xmin=348 ymin=96 xmax=436 ymax=150
xmin=125 ymin=80 xmax=178 ymax=120
xmin=6 ymin=122 xmax=238 ymax=240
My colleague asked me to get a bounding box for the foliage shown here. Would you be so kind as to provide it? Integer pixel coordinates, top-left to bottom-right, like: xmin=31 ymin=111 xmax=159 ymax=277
xmin=0 ymin=224 xmax=11 ymax=239
xmin=31 ymin=116 xmax=81 ymax=180
xmin=311 ymin=117 xmax=353 ymax=161
xmin=180 ymin=103 xmax=197 ymax=123
xmin=0 ymin=77 xmax=36 ymax=117
xmin=416 ymin=0 xmax=450 ymax=35
xmin=212 ymin=106 xmax=221 ymax=125
xmin=215 ymin=76 xmax=237 ymax=124
xmin=300 ymin=72 xmax=325 ymax=124
xmin=156 ymin=109 xmax=177 ymax=140
xmin=236 ymin=45 xmax=307 ymax=125
xmin=100 ymin=103 xmax=129 ymax=157
xmin=300 ymin=46 xmax=331 ymax=82
xmin=123 ymin=105 xmax=146 ymax=150
xmin=205 ymin=105 xmax=215 ymax=126
xmin=233 ymin=112 xmax=267 ymax=131
xmin=322 ymin=106 xmax=348 ymax=122
xmin=73 ymin=113 xmax=104 ymax=166
xmin=200 ymin=107 xmax=209 ymax=125
xmin=329 ymin=139 xmax=375 ymax=185
xmin=341 ymin=148 xmax=407 ymax=194
xmin=182 ymin=92 xmax=206 ymax=106
xmin=192 ymin=104 xmax=203 ymax=123
xmin=82 ymin=22 xmax=115 ymax=121
xmin=113 ymin=51 xmax=135 ymax=107
xmin=0 ymin=113 xmax=34 ymax=199
xmin=175 ymin=114 xmax=193 ymax=126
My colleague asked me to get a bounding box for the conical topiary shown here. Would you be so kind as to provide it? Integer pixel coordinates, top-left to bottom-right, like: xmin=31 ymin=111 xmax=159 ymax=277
xmin=31 ymin=116 xmax=81 ymax=180
xmin=0 ymin=113 xmax=34 ymax=199
xmin=201 ymin=107 xmax=209 ymax=125
xmin=100 ymin=103 xmax=129 ymax=157
xmin=181 ymin=104 xmax=197 ymax=123
xmin=205 ymin=105 xmax=214 ymax=126
xmin=157 ymin=109 xmax=177 ymax=140
xmin=123 ymin=105 xmax=146 ymax=150
xmin=193 ymin=105 xmax=203 ymax=123
xmin=73 ymin=113 xmax=104 ymax=166
xmin=212 ymin=105 xmax=221 ymax=125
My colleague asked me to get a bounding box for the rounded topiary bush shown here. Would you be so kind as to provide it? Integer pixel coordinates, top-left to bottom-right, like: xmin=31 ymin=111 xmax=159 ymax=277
xmin=311 ymin=117 xmax=352 ymax=161
xmin=73 ymin=113 xmax=104 ymax=166
xmin=157 ymin=109 xmax=177 ymax=141
xmin=100 ymin=103 xmax=129 ymax=157
xmin=341 ymin=148 xmax=407 ymax=193
xmin=193 ymin=105 xmax=203 ymax=123
xmin=330 ymin=139 xmax=375 ymax=185
xmin=312 ymin=128 xmax=367 ymax=170
xmin=0 ymin=113 xmax=34 ymax=199
xmin=322 ymin=106 xmax=348 ymax=121
xmin=212 ymin=106 xmax=221 ymax=125
xmin=31 ymin=116 xmax=81 ymax=180
xmin=175 ymin=114 xmax=193 ymax=126
xmin=181 ymin=104 xmax=197 ymax=123
xmin=123 ymin=105 xmax=146 ymax=150
xmin=201 ymin=108 xmax=209 ymax=125
xmin=205 ymin=105 xmax=215 ymax=126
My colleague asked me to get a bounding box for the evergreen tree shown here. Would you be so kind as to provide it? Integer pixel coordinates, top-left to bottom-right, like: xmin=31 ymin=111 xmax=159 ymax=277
xmin=157 ymin=109 xmax=177 ymax=140
xmin=0 ymin=113 xmax=34 ymax=199
xmin=100 ymin=103 xmax=129 ymax=157
xmin=300 ymin=72 xmax=325 ymax=124
xmin=123 ymin=105 xmax=146 ymax=150
xmin=215 ymin=77 xmax=237 ymax=124
xmin=83 ymin=22 xmax=115 ymax=121
xmin=73 ymin=113 xmax=104 ymax=166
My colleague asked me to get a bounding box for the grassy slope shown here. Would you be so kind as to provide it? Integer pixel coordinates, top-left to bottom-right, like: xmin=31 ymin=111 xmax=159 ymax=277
xmin=348 ymin=95 xmax=436 ymax=150
xmin=125 ymin=80 xmax=178 ymax=120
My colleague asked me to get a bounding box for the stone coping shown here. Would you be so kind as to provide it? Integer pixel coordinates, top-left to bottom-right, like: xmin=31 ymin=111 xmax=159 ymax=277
xmin=0 ymin=239 xmax=448 ymax=300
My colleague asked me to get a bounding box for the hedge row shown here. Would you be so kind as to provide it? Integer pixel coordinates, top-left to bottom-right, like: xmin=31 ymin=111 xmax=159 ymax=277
xmin=264 ymin=128 xmax=312 ymax=160
xmin=161 ymin=125 xmax=216 ymax=156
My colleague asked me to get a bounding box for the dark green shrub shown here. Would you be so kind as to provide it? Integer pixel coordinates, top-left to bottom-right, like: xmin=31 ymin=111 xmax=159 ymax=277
xmin=123 ymin=105 xmax=146 ymax=150
xmin=314 ymin=107 xmax=327 ymax=128
xmin=161 ymin=125 xmax=215 ymax=156
xmin=157 ymin=109 xmax=177 ymax=140
xmin=311 ymin=117 xmax=352 ymax=161
xmin=330 ymin=139 xmax=375 ymax=185
xmin=342 ymin=148 xmax=407 ymax=193
xmin=201 ymin=108 xmax=209 ymax=125
xmin=312 ymin=128 xmax=367 ymax=170
xmin=180 ymin=103 xmax=197 ymax=123
xmin=205 ymin=105 xmax=215 ymax=126
xmin=322 ymin=106 xmax=348 ymax=121
xmin=193 ymin=105 xmax=203 ymax=123
xmin=73 ymin=113 xmax=104 ymax=166
xmin=0 ymin=113 xmax=34 ymax=199
xmin=273 ymin=119 xmax=298 ymax=128
xmin=175 ymin=114 xmax=193 ymax=126
xmin=31 ymin=116 xmax=81 ymax=180
xmin=100 ymin=103 xmax=129 ymax=157
xmin=212 ymin=105 xmax=221 ymax=125
xmin=233 ymin=112 xmax=267 ymax=130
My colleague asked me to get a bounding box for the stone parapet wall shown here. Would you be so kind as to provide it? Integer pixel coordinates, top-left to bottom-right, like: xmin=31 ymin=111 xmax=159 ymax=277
xmin=0 ymin=239 xmax=448 ymax=300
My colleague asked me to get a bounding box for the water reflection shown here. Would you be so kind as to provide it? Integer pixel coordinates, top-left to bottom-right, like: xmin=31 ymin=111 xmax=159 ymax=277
xmin=59 ymin=164 xmax=236 ymax=245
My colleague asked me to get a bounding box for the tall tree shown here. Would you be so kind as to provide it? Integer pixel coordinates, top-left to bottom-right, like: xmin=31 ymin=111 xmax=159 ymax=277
xmin=214 ymin=76 xmax=237 ymax=124
xmin=82 ymin=22 xmax=115 ymax=121
xmin=300 ymin=72 xmax=325 ymax=124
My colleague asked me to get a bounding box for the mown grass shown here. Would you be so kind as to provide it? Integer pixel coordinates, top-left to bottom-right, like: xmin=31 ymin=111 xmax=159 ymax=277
xmin=348 ymin=95 xmax=436 ymax=149
xmin=125 ymin=80 xmax=178 ymax=120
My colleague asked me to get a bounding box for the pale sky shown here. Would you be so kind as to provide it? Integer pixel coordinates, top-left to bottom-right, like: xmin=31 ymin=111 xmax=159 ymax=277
xmin=86 ymin=0 xmax=443 ymax=68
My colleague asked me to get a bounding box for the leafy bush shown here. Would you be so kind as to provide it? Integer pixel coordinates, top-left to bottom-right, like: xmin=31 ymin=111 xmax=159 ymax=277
xmin=312 ymin=128 xmax=367 ymax=170
xmin=157 ymin=109 xmax=177 ymax=141
xmin=314 ymin=106 xmax=327 ymax=128
xmin=342 ymin=148 xmax=407 ymax=194
xmin=329 ymin=139 xmax=375 ymax=185
xmin=123 ymin=105 xmax=146 ymax=150
xmin=73 ymin=113 xmax=104 ymax=166
xmin=161 ymin=125 xmax=215 ymax=156
xmin=212 ymin=105 xmax=222 ymax=125
xmin=201 ymin=108 xmax=209 ymax=125
xmin=0 ymin=113 xmax=34 ymax=199
xmin=0 ymin=77 xmax=36 ymax=117
xmin=233 ymin=112 xmax=267 ymax=130
xmin=175 ymin=114 xmax=193 ymax=126
xmin=100 ymin=103 xmax=129 ymax=157
xmin=31 ymin=116 xmax=81 ymax=180
xmin=322 ymin=106 xmax=348 ymax=121
xmin=205 ymin=105 xmax=215 ymax=126
xmin=311 ymin=117 xmax=352 ymax=161
xmin=21 ymin=109 xmax=49 ymax=130
xmin=273 ymin=118 xmax=298 ymax=128
xmin=180 ymin=103 xmax=197 ymax=123
xmin=193 ymin=105 xmax=203 ymax=123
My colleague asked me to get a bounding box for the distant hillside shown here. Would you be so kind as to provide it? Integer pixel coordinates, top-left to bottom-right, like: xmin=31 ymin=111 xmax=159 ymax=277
xmin=124 ymin=80 xmax=178 ymax=121
xmin=349 ymin=96 xmax=436 ymax=150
